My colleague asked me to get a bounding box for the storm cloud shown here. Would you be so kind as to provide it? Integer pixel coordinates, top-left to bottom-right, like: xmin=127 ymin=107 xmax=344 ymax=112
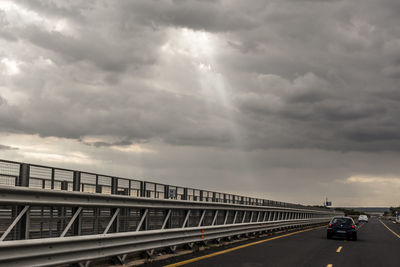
xmin=0 ymin=144 xmax=17 ymax=150
xmin=1 ymin=0 xmax=400 ymax=206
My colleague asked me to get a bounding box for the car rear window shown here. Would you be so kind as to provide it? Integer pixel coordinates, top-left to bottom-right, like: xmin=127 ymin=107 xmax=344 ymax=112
xmin=331 ymin=218 xmax=353 ymax=225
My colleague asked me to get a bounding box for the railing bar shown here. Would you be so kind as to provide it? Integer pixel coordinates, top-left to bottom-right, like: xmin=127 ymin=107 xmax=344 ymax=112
xmin=0 ymin=218 xmax=334 ymax=264
xmin=223 ymin=211 xmax=229 ymax=225
xmin=0 ymin=205 xmax=30 ymax=241
xmin=0 ymin=159 xmax=22 ymax=165
xmin=233 ymin=211 xmax=238 ymax=224
xmin=49 ymin=207 xmax=53 ymax=237
xmin=211 ymin=210 xmax=219 ymax=226
xmin=263 ymin=211 xmax=267 ymax=222
xmin=182 ymin=210 xmax=191 ymax=228
xmin=0 ymin=187 xmax=335 ymax=214
xmin=136 ymin=209 xmax=148 ymax=232
xmin=103 ymin=208 xmax=120 ymax=234
xmin=161 ymin=209 xmax=172 ymax=230
xmin=242 ymin=211 xmax=247 ymax=224
xmin=0 ymin=173 xmax=18 ymax=179
xmin=198 ymin=210 xmax=206 ymax=227
xmin=60 ymin=207 xmax=83 ymax=237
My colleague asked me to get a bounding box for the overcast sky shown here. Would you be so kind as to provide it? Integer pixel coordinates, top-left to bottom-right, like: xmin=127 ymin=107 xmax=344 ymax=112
xmin=1 ymin=0 xmax=400 ymax=207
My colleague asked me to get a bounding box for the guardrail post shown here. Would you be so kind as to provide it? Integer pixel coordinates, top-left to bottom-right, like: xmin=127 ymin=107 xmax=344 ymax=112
xmin=57 ymin=180 xmax=68 ymax=236
xmin=61 ymin=181 xmax=68 ymax=190
xmin=140 ymin=181 xmax=146 ymax=197
xmin=51 ymin=168 xmax=55 ymax=189
xmin=70 ymin=206 xmax=82 ymax=236
xmin=164 ymin=185 xmax=169 ymax=199
xmin=111 ymin=177 xmax=118 ymax=195
xmin=14 ymin=163 xmax=30 ymax=240
xmin=72 ymin=171 xmax=81 ymax=236
xmin=183 ymin=188 xmax=188 ymax=201
xmin=110 ymin=177 xmax=120 ymax=233
xmin=17 ymin=163 xmax=30 ymax=187
xmin=73 ymin=171 xmax=81 ymax=192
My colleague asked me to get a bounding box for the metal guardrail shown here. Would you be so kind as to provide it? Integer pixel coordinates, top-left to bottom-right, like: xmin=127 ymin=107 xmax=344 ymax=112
xmin=0 ymin=218 xmax=328 ymax=267
xmin=0 ymin=159 xmax=339 ymax=266
xmin=0 ymin=186 xmax=338 ymax=266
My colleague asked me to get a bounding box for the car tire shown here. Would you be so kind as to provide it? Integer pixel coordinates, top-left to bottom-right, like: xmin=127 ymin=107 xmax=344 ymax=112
xmin=353 ymin=234 xmax=357 ymax=241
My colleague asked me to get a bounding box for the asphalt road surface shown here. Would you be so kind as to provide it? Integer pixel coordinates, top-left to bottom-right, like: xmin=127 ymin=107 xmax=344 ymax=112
xmin=151 ymin=217 xmax=400 ymax=267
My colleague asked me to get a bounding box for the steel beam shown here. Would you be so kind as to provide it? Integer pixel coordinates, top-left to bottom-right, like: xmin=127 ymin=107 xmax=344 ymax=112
xmin=103 ymin=208 xmax=120 ymax=234
xmin=242 ymin=211 xmax=247 ymax=223
xmin=233 ymin=211 xmax=238 ymax=224
xmin=136 ymin=209 xmax=149 ymax=232
xmin=223 ymin=211 xmax=229 ymax=225
xmin=60 ymin=207 xmax=83 ymax=237
xmin=0 ymin=206 xmax=30 ymax=241
xmin=161 ymin=210 xmax=172 ymax=230
xmin=211 ymin=210 xmax=218 ymax=226
xmin=198 ymin=210 xmax=206 ymax=227
xmin=182 ymin=210 xmax=191 ymax=228
xmin=0 ymin=186 xmax=331 ymax=214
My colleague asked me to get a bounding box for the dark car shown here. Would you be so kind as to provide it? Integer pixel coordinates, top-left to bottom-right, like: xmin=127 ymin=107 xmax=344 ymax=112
xmin=327 ymin=216 xmax=357 ymax=240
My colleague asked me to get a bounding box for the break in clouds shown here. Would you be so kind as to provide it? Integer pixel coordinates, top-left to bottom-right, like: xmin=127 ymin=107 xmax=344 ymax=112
xmin=1 ymin=0 xmax=400 ymax=206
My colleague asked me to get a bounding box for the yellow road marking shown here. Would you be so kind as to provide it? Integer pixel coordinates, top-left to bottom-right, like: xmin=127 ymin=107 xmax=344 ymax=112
xmin=379 ymin=220 xmax=400 ymax=239
xmin=164 ymin=226 xmax=325 ymax=267
xmin=336 ymin=246 xmax=342 ymax=253
xmin=327 ymin=264 xmax=333 ymax=267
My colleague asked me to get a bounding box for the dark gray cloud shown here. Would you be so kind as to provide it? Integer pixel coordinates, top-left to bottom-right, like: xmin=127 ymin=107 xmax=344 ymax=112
xmin=81 ymin=139 xmax=134 ymax=148
xmin=1 ymin=0 xmax=400 ymax=206
xmin=0 ymin=144 xmax=18 ymax=150
xmin=0 ymin=0 xmax=399 ymax=152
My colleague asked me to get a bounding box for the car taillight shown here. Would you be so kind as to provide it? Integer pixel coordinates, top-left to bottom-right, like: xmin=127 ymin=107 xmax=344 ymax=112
xmin=351 ymin=225 xmax=355 ymax=229
xmin=329 ymin=223 xmax=332 ymax=227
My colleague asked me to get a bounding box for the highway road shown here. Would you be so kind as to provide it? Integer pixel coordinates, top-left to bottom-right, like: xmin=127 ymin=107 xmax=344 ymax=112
xmin=147 ymin=217 xmax=400 ymax=267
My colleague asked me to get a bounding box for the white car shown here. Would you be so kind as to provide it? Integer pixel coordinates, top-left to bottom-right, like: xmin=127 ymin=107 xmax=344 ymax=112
xmin=358 ymin=215 xmax=368 ymax=223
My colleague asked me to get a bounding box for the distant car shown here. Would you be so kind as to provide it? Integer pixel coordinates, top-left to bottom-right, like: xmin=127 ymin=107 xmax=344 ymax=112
xmin=327 ymin=216 xmax=357 ymax=241
xmin=358 ymin=215 xmax=368 ymax=223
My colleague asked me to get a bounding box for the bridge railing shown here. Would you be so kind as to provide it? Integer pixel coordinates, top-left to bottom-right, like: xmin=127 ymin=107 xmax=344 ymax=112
xmin=0 ymin=159 xmax=327 ymax=210
xmin=0 ymin=185 xmax=338 ymax=266
xmin=0 ymin=159 xmax=341 ymax=266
